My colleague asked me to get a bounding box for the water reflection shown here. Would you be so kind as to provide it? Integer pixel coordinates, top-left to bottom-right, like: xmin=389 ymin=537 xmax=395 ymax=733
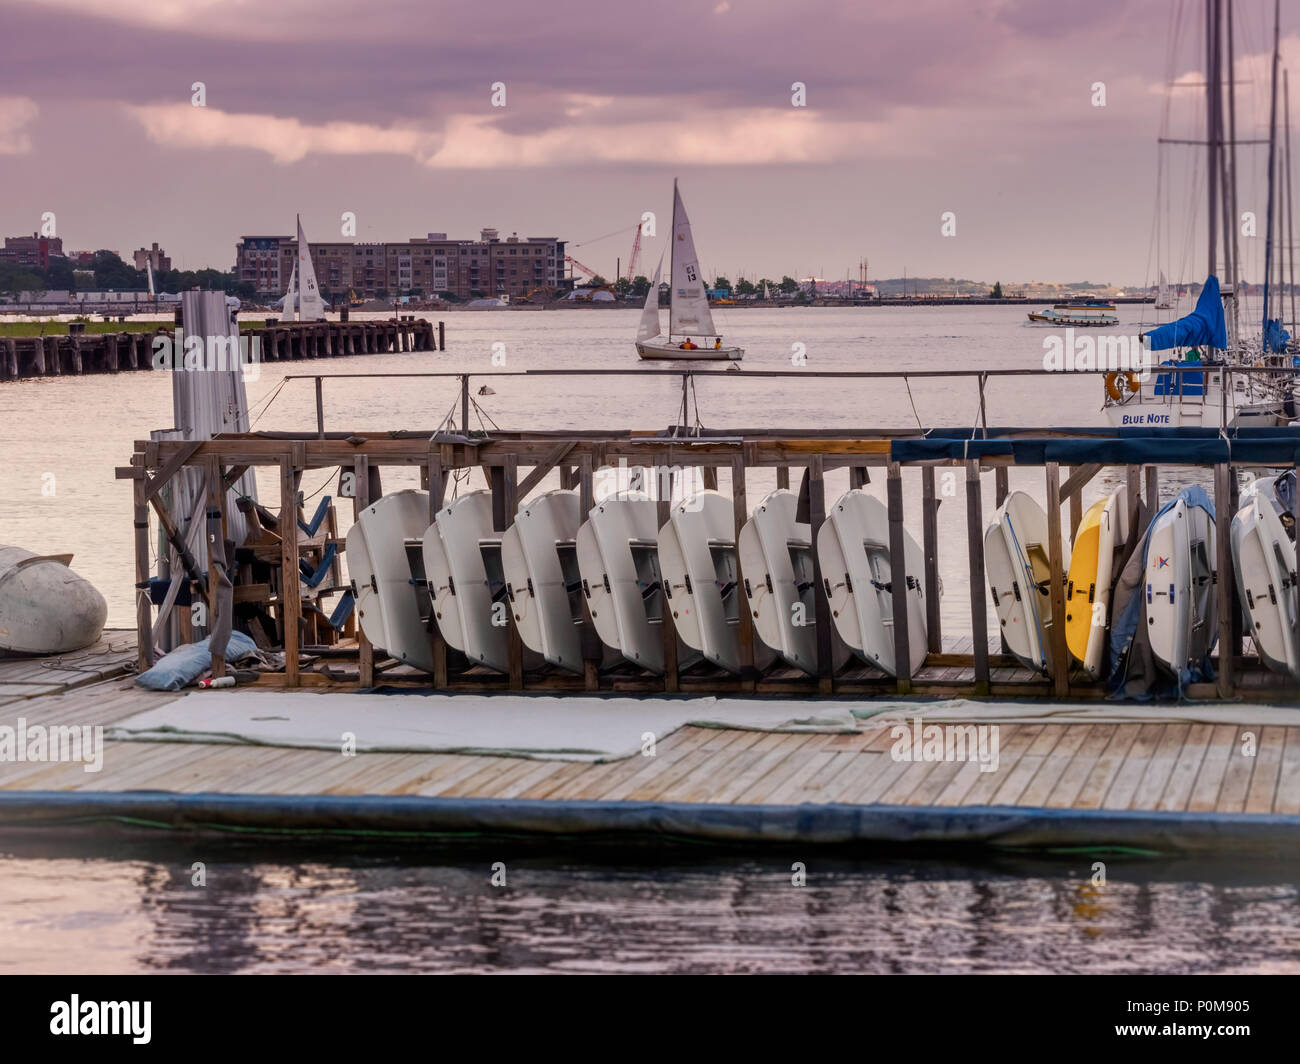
xmin=1 ymin=840 xmax=1297 ymax=973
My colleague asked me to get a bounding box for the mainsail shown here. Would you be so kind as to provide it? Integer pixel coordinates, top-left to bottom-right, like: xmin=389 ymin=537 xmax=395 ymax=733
xmin=1143 ymin=275 xmax=1228 ymax=351
xmin=668 ymin=181 xmax=717 ymax=338
xmin=637 ymin=252 xmax=664 ymax=342
xmin=282 ymin=260 xmax=298 ymax=318
xmin=296 ymin=214 xmax=326 ymax=321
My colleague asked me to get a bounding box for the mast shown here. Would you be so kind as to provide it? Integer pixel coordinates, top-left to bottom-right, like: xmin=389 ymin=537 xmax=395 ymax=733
xmin=1206 ymin=0 xmax=1219 ymax=280
xmin=1262 ymin=0 xmax=1281 ymax=355
xmin=668 ymin=178 xmax=677 ymax=340
xmin=1287 ymin=69 xmax=1297 ymax=332
xmin=1226 ymin=0 xmax=1241 ymax=340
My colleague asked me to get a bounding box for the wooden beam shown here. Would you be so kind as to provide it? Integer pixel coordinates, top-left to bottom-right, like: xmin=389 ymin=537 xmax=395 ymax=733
xmin=1215 ymin=462 xmax=1235 ymax=697
xmin=731 ymin=453 xmax=755 ymax=689
xmin=504 ymin=454 xmax=523 ymax=691
xmin=280 ymin=455 xmax=301 ymax=688
xmin=807 ymin=455 xmax=834 ymax=694
xmin=131 ymin=456 xmax=154 ymax=670
xmin=144 ymin=440 xmax=204 ymax=502
xmin=886 ymin=462 xmax=912 ymax=694
xmin=1044 ymin=463 xmax=1069 ymax=698
xmin=967 ymin=460 xmax=990 ymax=694
xmin=1059 ymin=463 xmax=1103 ymax=502
xmin=921 ymin=464 xmax=942 ymax=653
xmin=516 ymin=441 xmax=577 ymax=499
xmin=206 ymin=457 xmax=227 ymax=679
xmin=578 ymin=453 xmax=602 ymax=691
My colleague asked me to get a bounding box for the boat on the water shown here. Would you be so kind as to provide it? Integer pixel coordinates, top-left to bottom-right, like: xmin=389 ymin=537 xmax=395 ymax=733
xmin=635 ymin=180 xmax=743 ymax=361
xmin=0 ymin=545 xmax=107 ymax=656
xmin=1026 ymin=302 xmax=1118 ymax=327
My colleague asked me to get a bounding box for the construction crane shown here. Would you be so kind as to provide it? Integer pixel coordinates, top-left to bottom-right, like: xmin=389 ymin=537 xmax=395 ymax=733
xmin=564 ymin=255 xmax=602 ymax=283
xmin=626 ymin=225 xmax=642 ymax=282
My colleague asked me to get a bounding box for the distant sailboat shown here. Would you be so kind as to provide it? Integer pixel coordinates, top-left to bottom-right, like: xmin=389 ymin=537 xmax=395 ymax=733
xmin=635 ymin=180 xmax=742 ymax=361
xmin=1155 ymin=271 xmax=1172 ymax=310
xmin=281 ymin=215 xmax=326 ymax=321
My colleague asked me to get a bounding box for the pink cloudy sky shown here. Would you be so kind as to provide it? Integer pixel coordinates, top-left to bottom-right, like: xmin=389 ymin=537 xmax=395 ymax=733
xmin=2 ymin=0 xmax=1300 ymax=284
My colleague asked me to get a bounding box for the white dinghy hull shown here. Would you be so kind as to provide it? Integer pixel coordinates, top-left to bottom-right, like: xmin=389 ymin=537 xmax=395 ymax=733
xmin=0 ymin=546 xmax=108 ymax=655
xmin=738 ymin=490 xmax=817 ymax=673
xmin=657 ymin=490 xmax=742 ymax=673
xmin=1231 ymin=482 xmax=1299 ymax=677
xmin=1144 ymin=498 xmax=1217 ymax=678
xmin=984 ymin=491 xmax=1061 ymax=674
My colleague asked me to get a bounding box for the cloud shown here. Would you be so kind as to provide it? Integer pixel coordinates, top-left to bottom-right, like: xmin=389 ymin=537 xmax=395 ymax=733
xmin=0 ymin=96 xmax=37 ymax=154
xmin=126 ymin=102 xmax=435 ymax=164
xmin=125 ymin=99 xmax=902 ymax=169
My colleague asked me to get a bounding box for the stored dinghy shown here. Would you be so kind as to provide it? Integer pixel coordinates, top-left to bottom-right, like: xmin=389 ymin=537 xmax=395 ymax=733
xmin=985 ymin=491 xmax=1062 ymax=674
xmin=1064 ymin=487 xmax=1130 ymax=679
xmin=423 ymin=491 xmax=510 ymax=672
xmin=658 ymin=490 xmax=742 ymax=672
xmin=738 ymin=490 xmax=817 ymax=673
xmin=0 ymin=546 xmax=107 ymax=655
xmin=501 ymin=489 xmax=587 ymax=674
xmin=817 ymin=489 xmax=929 ymax=678
xmin=345 ymin=490 xmax=435 ymax=672
xmin=1231 ymin=478 xmax=1298 ymax=677
xmin=1144 ymin=490 xmax=1217 ymax=680
xmin=575 ymin=491 xmax=666 ymax=673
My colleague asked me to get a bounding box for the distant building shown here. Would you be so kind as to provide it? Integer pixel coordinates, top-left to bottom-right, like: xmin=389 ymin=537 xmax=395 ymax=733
xmin=234 ymin=229 xmax=567 ymax=300
xmin=133 ymin=243 xmax=171 ymax=273
xmin=1 ymin=232 xmax=64 ymax=270
xmin=70 ymin=251 xmax=97 ymax=267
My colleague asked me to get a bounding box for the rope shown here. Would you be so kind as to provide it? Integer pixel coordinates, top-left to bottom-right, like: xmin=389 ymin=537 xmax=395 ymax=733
xmin=248 ymin=376 xmax=290 ymax=427
xmin=903 ymin=375 xmax=924 ymax=431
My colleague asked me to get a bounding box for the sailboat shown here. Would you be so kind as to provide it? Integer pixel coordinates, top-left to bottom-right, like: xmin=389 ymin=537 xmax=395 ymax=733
xmin=1155 ymin=272 xmax=1172 ymax=310
xmin=635 ymin=181 xmax=742 ymax=361
xmin=280 ymin=215 xmax=327 ymax=321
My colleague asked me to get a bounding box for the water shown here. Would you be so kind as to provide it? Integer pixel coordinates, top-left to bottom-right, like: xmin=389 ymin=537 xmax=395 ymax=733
xmin=0 ymin=304 xmax=1157 ymax=633
xmin=1 ymin=839 xmax=1296 ymax=973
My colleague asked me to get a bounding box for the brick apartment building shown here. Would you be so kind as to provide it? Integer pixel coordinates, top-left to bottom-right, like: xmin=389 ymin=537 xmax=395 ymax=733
xmin=133 ymin=243 xmax=172 ymax=272
xmin=0 ymin=233 xmax=64 ymax=270
xmin=234 ymin=228 xmax=567 ymax=301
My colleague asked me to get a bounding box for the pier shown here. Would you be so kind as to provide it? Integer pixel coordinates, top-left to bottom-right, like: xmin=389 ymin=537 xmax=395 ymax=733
xmin=0 ymin=318 xmax=444 ymax=382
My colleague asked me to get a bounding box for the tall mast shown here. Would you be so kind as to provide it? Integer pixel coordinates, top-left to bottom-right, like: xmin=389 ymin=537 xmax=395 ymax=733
xmin=1206 ymin=0 xmax=1219 ymax=280
xmin=1287 ymin=69 xmax=1297 ymax=332
xmin=1226 ymin=0 xmax=1241 ymax=342
xmin=1262 ymin=0 xmax=1281 ymax=353
xmin=668 ymin=178 xmax=677 ymax=340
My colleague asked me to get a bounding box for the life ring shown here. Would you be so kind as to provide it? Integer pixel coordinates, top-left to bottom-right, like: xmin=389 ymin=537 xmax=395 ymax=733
xmin=1104 ymin=372 xmax=1142 ymax=401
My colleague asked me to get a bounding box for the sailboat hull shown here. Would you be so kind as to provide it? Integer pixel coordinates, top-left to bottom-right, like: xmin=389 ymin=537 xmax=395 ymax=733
xmin=636 ymin=339 xmax=742 ymax=361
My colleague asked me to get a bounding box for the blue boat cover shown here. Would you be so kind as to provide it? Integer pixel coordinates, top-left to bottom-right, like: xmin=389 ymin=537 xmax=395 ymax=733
xmin=1265 ymin=318 xmax=1291 ymax=353
xmin=1142 ymin=275 xmax=1228 ymax=352
xmin=889 ymin=427 xmax=1300 ymax=466
xmin=1108 ymin=485 xmax=1216 ymax=700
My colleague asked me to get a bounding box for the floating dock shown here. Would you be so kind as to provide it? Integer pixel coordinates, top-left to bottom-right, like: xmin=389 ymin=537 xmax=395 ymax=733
xmin=0 ymin=631 xmax=1296 ymax=854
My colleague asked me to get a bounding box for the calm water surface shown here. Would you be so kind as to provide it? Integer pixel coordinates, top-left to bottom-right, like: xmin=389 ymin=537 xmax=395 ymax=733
xmin=1 ymin=841 xmax=1297 ymax=974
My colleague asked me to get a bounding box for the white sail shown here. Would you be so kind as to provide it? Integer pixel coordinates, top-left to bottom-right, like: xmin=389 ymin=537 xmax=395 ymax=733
xmin=146 ymin=259 xmax=156 ymax=299
xmin=760 ymin=281 xmax=768 ymax=300
xmin=296 ymin=214 xmax=326 ymax=321
xmin=1156 ymin=271 xmax=1172 ymax=308
xmin=668 ymin=181 xmax=717 ymax=338
xmin=282 ymin=260 xmax=298 ymax=319
xmin=637 ymin=252 xmax=664 ymax=342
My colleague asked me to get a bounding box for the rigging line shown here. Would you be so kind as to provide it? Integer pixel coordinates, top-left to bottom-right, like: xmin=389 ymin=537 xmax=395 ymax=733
xmin=571 ymin=222 xmax=640 ymax=248
xmin=248 ymin=376 xmax=290 ymax=427
xmin=903 ymin=375 xmax=924 ymax=432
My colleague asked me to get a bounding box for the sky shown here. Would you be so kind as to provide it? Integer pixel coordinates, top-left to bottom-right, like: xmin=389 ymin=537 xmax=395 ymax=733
xmin=3 ymin=0 xmax=1300 ymax=286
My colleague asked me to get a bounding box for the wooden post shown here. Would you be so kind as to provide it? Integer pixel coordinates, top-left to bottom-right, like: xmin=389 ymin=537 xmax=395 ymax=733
xmin=427 ymin=451 xmax=448 ymax=689
xmin=731 ymin=453 xmax=755 ymax=688
xmin=921 ymin=465 xmax=942 ymax=653
xmin=850 ymin=466 xmax=869 ymax=490
xmin=353 ymin=454 xmax=373 ymax=687
xmin=315 ymin=377 xmax=325 ymax=439
xmin=578 ymin=453 xmax=602 ymax=691
xmin=439 ymin=320 xmax=445 ymax=351
xmin=966 ymin=460 xmax=990 ymax=694
xmin=1125 ymin=464 xmax=1142 ymax=534
xmin=807 ymin=454 xmax=834 ymax=694
xmin=206 ymin=457 xmax=226 ymax=678
xmin=1145 ymin=466 xmax=1159 ymax=511
xmin=657 ymin=490 xmax=679 ymax=693
xmin=1215 ymin=462 xmax=1235 ymax=697
xmin=280 ymin=455 xmax=301 ymax=687
xmin=1067 ymin=465 xmax=1082 ymax=541
xmin=886 ymin=462 xmax=912 ymax=694
xmin=776 ymin=466 xmax=790 ymax=490
xmin=1044 ymin=463 xmax=1070 ymax=697
xmin=994 ymin=466 xmax=1009 ymax=507
xmin=702 ymin=466 xmax=719 ymax=491
xmin=132 ymin=458 xmax=154 ymax=670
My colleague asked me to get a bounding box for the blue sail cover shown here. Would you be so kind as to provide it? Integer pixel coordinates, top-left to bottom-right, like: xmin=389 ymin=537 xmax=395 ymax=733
xmin=1264 ymin=318 xmax=1291 ymax=353
xmin=1143 ymin=275 xmax=1228 ymax=351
